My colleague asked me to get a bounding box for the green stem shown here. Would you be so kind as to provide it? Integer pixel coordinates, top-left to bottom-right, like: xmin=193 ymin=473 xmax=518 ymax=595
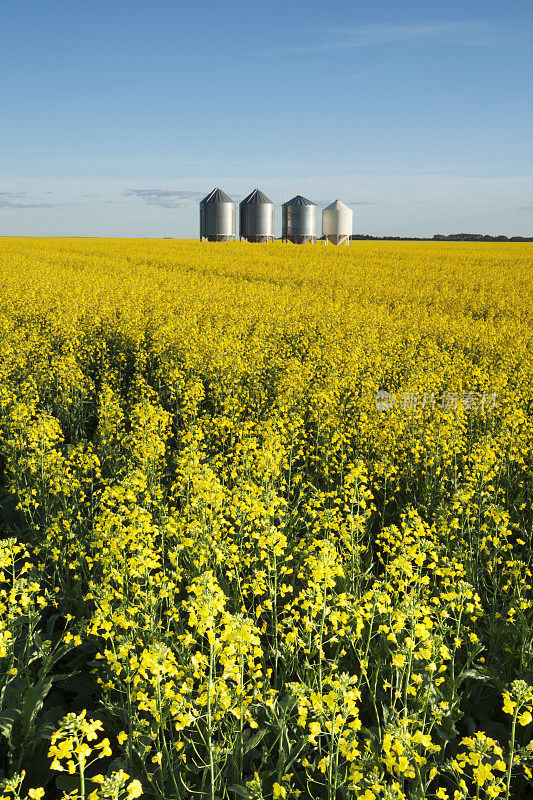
xmin=327 ymin=702 xmax=339 ymax=800
xmin=79 ymin=744 xmax=85 ymax=800
xmin=505 ymin=709 xmax=518 ymax=800
xmin=238 ymin=652 xmax=244 ymax=780
xmin=273 ymin=549 xmax=279 ymax=684
xmin=208 ymin=639 xmax=215 ymax=800
xmin=318 ymin=586 xmax=327 ymax=697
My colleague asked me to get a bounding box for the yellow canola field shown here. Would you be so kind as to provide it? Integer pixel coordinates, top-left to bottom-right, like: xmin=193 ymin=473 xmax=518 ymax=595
xmin=0 ymin=238 xmax=532 ymax=800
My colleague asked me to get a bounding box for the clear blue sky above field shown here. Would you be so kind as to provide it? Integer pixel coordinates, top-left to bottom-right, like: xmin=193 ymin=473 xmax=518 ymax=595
xmin=2 ymin=0 xmax=533 ymax=237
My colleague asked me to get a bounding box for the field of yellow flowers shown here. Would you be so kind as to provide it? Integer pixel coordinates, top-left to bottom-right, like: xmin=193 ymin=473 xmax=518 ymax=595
xmin=0 ymin=237 xmax=532 ymax=800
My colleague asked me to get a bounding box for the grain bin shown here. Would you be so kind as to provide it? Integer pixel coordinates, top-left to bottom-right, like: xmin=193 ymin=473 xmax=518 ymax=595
xmin=239 ymin=189 xmax=275 ymax=242
xmin=199 ymin=188 xmax=236 ymax=241
xmin=282 ymin=195 xmax=317 ymax=244
xmin=322 ymin=199 xmax=353 ymax=245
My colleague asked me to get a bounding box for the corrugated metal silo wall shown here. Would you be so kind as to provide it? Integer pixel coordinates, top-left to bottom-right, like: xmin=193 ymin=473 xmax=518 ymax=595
xmin=203 ymin=202 xmax=235 ymax=241
xmin=283 ymin=204 xmax=317 ymax=242
xmin=240 ymin=203 xmax=275 ymax=241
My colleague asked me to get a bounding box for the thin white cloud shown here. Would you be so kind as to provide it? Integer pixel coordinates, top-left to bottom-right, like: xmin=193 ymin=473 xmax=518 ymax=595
xmin=3 ymin=175 xmax=533 ymax=237
xmin=283 ymin=21 xmax=493 ymax=54
xmin=349 ymin=67 xmax=382 ymax=81
xmin=0 ymin=191 xmax=69 ymax=209
xmin=315 ymin=200 xmax=375 ymax=209
xmin=123 ymin=189 xmax=204 ymax=208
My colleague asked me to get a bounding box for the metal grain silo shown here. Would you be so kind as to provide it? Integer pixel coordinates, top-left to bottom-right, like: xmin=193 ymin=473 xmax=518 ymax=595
xmin=199 ymin=188 xmax=236 ymax=241
xmin=322 ymin=200 xmax=353 ymax=245
xmin=239 ymin=189 xmax=275 ymax=242
xmin=282 ymin=195 xmax=317 ymax=244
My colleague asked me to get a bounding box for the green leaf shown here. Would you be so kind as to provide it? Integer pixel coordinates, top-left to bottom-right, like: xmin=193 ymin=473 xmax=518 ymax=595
xmin=460 ymin=668 xmax=490 ymax=683
xmin=106 ymin=757 xmax=129 ymax=773
xmin=45 ymin=613 xmax=63 ymax=638
xmin=244 ymin=727 xmax=268 ymax=754
xmin=21 ymin=677 xmax=53 ymax=738
xmin=35 ymin=705 xmax=70 ymax=742
xmin=0 ymin=709 xmax=19 ymax=741
xmin=227 ymin=786 xmax=249 ymax=798
xmin=56 ymin=774 xmax=80 ymax=793
xmin=41 ymin=642 xmax=77 ymax=674
xmin=51 ymin=671 xmax=79 ymax=684
xmin=434 ymin=720 xmax=459 ymax=743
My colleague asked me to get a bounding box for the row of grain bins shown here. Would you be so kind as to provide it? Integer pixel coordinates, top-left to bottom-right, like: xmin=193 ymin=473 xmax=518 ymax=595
xmin=199 ymin=188 xmax=353 ymax=245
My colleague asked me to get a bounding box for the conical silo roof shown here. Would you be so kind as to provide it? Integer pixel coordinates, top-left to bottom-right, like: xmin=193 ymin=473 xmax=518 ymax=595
xmin=322 ymin=198 xmax=353 ymax=244
xmin=241 ymin=189 xmax=273 ymax=205
xmin=324 ymin=199 xmax=351 ymax=211
xmin=201 ymin=188 xmax=233 ymax=204
xmin=199 ymin=188 xmax=235 ymax=241
xmin=283 ymin=195 xmax=316 ymax=206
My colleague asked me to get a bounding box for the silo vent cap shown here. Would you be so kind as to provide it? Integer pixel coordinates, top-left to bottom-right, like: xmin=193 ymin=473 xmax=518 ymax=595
xmin=200 ymin=188 xmax=234 ymax=204
xmin=324 ymin=199 xmax=351 ymax=211
xmin=241 ymin=189 xmax=273 ymax=205
xmin=283 ymin=195 xmax=316 ymax=206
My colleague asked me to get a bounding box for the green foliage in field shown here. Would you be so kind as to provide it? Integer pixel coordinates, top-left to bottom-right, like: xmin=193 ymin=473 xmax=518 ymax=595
xmin=0 ymin=239 xmax=532 ymax=800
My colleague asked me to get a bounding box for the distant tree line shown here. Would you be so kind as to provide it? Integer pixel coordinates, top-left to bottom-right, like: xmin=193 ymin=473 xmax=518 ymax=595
xmin=349 ymin=233 xmax=533 ymax=242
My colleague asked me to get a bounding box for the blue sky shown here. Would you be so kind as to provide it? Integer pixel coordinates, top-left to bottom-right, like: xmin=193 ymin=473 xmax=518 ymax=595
xmin=2 ymin=0 xmax=532 ymax=237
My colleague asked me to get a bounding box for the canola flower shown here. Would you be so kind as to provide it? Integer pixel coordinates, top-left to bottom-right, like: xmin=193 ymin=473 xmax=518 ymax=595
xmin=0 ymin=238 xmax=532 ymax=799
